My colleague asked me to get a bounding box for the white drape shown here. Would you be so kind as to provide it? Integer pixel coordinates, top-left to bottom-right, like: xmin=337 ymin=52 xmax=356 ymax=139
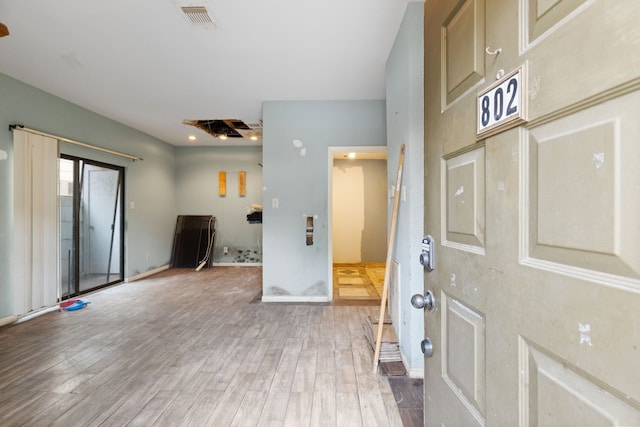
xmin=12 ymin=129 xmax=59 ymax=316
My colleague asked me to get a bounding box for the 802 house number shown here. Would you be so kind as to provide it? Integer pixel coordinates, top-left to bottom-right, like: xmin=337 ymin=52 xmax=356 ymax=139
xmin=479 ymin=78 xmax=518 ymax=126
xmin=476 ymin=63 xmax=527 ymax=138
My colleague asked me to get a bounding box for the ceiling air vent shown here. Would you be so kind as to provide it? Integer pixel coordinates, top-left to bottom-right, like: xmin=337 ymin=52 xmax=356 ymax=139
xmin=181 ymin=6 xmax=216 ymax=27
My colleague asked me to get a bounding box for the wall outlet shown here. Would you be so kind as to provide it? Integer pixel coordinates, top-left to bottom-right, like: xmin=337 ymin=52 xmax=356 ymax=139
xmin=223 ymin=246 xmax=229 ymax=254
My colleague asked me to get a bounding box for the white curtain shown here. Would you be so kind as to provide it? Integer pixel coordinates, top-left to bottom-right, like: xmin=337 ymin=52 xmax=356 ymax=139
xmin=12 ymin=129 xmax=59 ymax=315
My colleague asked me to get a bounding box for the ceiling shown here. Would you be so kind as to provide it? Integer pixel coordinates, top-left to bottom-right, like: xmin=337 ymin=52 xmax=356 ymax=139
xmin=0 ymin=0 xmax=416 ymax=146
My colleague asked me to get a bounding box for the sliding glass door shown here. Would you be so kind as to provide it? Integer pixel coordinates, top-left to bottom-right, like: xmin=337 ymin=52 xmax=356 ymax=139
xmin=59 ymin=156 xmax=124 ymax=297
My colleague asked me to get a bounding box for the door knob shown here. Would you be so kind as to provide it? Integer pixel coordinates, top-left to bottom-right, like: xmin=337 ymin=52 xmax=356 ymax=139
xmin=421 ymin=338 xmax=433 ymax=357
xmin=411 ymin=290 xmax=436 ymax=311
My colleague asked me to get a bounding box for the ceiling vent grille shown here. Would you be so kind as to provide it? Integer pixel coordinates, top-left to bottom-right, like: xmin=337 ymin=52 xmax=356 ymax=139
xmin=181 ymin=6 xmax=216 ymax=27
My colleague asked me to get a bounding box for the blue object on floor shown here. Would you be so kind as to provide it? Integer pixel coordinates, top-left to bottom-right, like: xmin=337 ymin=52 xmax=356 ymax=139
xmin=64 ymin=300 xmax=91 ymax=311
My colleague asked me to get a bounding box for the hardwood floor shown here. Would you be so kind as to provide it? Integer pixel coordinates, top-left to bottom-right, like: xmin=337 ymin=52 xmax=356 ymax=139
xmin=388 ymin=378 xmax=424 ymax=427
xmin=0 ymin=267 xmax=411 ymax=426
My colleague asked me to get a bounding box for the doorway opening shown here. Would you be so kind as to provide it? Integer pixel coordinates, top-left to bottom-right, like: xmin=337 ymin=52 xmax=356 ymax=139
xmin=59 ymin=155 xmax=125 ymax=298
xmin=328 ymin=147 xmax=387 ymax=304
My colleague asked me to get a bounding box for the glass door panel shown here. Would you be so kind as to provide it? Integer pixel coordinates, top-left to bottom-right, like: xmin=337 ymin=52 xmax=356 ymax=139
xmin=79 ymin=164 xmax=123 ymax=292
xmin=59 ymin=158 xmax=76 ymax=299
xmin=59 ymin=156 xmax=124 ymax=296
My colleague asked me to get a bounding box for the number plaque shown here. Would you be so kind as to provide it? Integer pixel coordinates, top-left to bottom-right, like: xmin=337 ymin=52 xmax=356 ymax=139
xmin=477 ymin=63 xmax=528 ymax=139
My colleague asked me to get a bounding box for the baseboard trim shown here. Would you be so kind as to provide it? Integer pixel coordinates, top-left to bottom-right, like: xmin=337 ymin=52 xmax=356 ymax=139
xmin=261 ymin=295 xmax=330 ymax=303
xmin=401 ymin=350 xmax=425 ymax=379
xmin=0 ymin=315 xmax=19 ymax=328
xmin=16 ymin=305 xmax=59 ymax=324
xmin=125 ymin=264 xmax=170 ymax=282
xmin=407 ymin=367 xmax=425 ymax=379
xmin=212 ymin=262 xmax=262 ymax=267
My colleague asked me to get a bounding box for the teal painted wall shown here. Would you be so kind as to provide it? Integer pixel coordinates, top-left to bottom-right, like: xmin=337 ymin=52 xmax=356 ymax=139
xmin=175 ymin=146 xmax=263 ymax=262
xmin=262 ymin=100 xmax=386 ymax=299
xmin=0 ymin=73 xmax=176 ymax=319
xmin=385 ymin=1 xmax=425 ymax=376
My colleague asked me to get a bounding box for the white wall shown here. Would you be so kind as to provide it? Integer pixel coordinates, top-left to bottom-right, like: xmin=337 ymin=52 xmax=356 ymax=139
xmin=386 ymin=1 xmax=425 ymax=377
xmin=262 ymin=100 xmax=386 ymax=301
xmin=332 ymin=159 xmax=387 ymax=263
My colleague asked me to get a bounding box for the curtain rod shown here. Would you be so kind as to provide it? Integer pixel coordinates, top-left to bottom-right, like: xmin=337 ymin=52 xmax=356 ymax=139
xmin=9 ymin=124 xmax=144 ymax=161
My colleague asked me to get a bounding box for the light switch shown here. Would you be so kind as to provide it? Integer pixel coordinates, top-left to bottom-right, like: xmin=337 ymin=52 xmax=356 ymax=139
xmin=130 ymin=201 xmax=135 ymax=209
xmin=272 ymin=198 xmax=279 ymax=208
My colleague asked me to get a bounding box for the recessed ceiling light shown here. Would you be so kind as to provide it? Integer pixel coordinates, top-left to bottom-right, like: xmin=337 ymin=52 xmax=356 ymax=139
xmin=250 ymin=135 xmax=258 ymax=141
xmin=188 ymin=135 xmax=197 ymax=141
xmin=219 ymin=135 xmax=228 ymax=140
xmin=348 ymin=152 xmax=356 ymax=159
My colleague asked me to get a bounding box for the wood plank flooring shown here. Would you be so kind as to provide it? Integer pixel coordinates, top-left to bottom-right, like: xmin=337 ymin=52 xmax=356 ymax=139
xmin=0 ymin=267 xmax=410 ymax=426
xmin=388 ymin=378 xmax=424 ymax=427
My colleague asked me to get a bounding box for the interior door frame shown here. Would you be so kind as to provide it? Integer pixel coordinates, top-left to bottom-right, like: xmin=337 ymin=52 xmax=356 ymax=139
xmin=327 ymin=145 xmax=387 ymax=302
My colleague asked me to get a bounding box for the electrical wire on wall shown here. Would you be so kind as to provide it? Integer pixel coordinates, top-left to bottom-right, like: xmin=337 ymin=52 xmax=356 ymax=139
xmin=196 ymin=216 xmax=215 ymax=271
